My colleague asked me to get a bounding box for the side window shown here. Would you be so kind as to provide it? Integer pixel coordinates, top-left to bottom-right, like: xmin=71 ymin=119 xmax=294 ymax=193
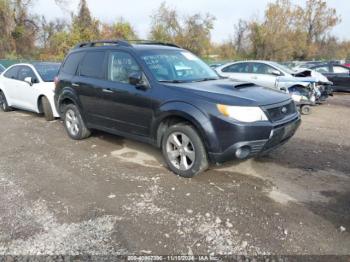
xmin=314 ymin=66 xmax=330 ymax=73
xmin=108 ymin=51 xmax=141 ymax=84
xmin=4 ymin=66 xmax=19 ymax=80
xmin=333 ymin=66 xmax=349 ymax=74
xmin=222 ymin=63 xmax=249 ymax=73
xmin=79 ymin=51 xmax=106 ymax=79
xmin=61 ymin=52 xmax=85 ymax=75
xmin=251 ymin=63 xmax=278 ymax=75
xmin=17 ymin=66 xmax=37 ymax=82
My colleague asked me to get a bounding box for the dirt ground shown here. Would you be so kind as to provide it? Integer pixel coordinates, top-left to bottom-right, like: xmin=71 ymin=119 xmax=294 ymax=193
xmin=0 ymin=94 xmax=349 ymax=256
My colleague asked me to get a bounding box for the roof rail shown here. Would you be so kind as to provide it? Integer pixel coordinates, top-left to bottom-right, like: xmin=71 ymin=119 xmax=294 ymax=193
xmin=74 ymin=40 xmax=132 ymax=49
xmin=128 ymin=40 xmax=181 ymax=48
xmin=73 ymin=39 xmax=181 ymax=50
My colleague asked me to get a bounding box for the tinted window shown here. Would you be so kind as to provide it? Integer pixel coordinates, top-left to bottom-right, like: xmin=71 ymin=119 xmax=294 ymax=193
xmin=61 ymin=52 xmax=85 ymax=75
xmin=333 ymin=66 xmax=349 ymax=74
xmin=108 ymin=51 xmax=141 ymax=83
xmin=34 ymin=63 xmax=61 ymax=82
xmin=18 ymin=66 xmax=37 ymax=82
xmin=314 ymin=66 xmax=330 ymax=73
xmin=222 ymin=63 xmax=250 ymax=73
xmin=80 ymin=51 xmax=106 ymax=79
xmin=251 ymin=63 xmax=278 ymax=75
xmin=4 ymin=66 xmax=20 ymax=79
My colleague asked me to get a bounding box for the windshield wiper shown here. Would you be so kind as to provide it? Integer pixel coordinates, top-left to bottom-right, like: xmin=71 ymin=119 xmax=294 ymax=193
xmin=158 ymin=80 xmax=187 ymax=83
xmin=193 ymin=78 xmax=219 ymax=82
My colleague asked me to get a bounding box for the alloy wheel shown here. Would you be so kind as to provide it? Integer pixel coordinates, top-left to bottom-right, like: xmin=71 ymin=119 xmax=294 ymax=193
xmin=166 ymin=132 xmax=195 ymax=171
xmin=65 ymin=109 xmax=80 ymax=136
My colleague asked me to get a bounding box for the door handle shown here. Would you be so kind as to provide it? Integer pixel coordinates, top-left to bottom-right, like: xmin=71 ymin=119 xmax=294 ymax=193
xmin=251 ymin=76 xmax=258 ymax=80
xmin=72 ymin=83 xmax=80 ymax=87
xmin=102 ymin=88 xmax=114 ymax=93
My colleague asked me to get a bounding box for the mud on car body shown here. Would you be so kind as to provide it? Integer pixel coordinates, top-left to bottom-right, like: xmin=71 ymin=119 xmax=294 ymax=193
xmin=55 ymin=40 xmax=301 ymax=177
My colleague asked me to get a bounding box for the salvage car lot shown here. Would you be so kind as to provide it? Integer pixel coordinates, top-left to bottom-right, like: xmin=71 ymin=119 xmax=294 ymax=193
xmin=0 ymin=94 xmax=349 ymax=255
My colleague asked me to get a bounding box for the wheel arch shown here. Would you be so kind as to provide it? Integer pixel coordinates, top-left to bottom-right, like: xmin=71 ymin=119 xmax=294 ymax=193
xmin=153 ymin=102 xmax=216 ymax=152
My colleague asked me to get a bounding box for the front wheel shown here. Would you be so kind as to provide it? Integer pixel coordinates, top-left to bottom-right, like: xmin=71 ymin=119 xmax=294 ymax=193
xmin=41 ymin=96 xmax=55 ymax=121
xmin=0 ymin=91 xmax=12 ymax=112
xmin=300 ymin=105 xmax=312 ymax=115
xmin=63 ymin=104 xmax=91 ymax=140
xmin=162 ymin=124 xmax=208 ymax=178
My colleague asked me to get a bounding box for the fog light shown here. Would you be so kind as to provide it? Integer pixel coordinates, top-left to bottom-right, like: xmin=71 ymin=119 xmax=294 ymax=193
xmin=235 ymin=146 xmax=251 ymax=159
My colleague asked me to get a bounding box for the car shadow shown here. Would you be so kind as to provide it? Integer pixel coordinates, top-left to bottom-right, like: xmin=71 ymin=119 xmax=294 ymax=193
xmin=255 ymin=137 xmax=350 ymax=175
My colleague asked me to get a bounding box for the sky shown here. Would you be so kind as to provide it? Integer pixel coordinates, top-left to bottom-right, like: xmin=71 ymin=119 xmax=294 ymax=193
xmin=32 ymin=0 xmax=350 ymax=43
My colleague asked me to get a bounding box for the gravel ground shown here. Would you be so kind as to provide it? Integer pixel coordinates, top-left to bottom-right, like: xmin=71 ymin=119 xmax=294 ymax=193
xmin=0 ymin=94 xmax=349 ymax=256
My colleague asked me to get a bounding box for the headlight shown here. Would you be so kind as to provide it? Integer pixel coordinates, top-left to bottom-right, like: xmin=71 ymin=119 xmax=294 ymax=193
xmin=217 ymin=105 xmax=268 ymax=123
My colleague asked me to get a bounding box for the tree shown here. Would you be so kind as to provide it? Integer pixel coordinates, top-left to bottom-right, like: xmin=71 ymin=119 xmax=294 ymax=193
xmin=149 ymin=2 xmax=181 ymax=43
xmin=71 ymin=0 xmax=99 ymax=42
xmin=302 ymin=0 xmax=341 ymax=44
xmin=0 ymin=0 xmax=14 ymax=57
xmin=149 ymin=2 xmax=215 ymax=56
xmin=101 ymin=18 xmax=138 ymax=40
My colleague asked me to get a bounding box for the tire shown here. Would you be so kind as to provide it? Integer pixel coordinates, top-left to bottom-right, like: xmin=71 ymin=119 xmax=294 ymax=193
xmin=162 ymin=123 xmax=208 ymax=178
xmin=301 ymin=105 xmax=312 ymax=115
xmin=0 ymin=91 xmax=12 ymax=112
xmin=41 ymin=96 xmax=55 ymax=121
xmin=62 ymin=104 xmax=91 ymax=140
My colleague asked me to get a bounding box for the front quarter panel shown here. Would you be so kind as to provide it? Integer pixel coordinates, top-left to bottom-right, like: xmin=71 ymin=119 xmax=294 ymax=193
xmin=153 ymin=101 xmax=221 ymax=153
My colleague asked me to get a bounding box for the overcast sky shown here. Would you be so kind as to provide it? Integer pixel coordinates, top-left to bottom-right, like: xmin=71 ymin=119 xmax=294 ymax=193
xmin=32 ymin=0 xmax=350 ymax=43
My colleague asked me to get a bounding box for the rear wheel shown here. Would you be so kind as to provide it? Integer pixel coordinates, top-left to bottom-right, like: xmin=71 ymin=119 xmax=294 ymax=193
xmin=63 ymin=104 xmax=91 ymax=140
xmin=0 ymin=91 xmax=11 ymax=112
xmin=162 ymin=124 xmax=208 ymax=178
xmin=41 ymin=96 xmax=55 ymax=121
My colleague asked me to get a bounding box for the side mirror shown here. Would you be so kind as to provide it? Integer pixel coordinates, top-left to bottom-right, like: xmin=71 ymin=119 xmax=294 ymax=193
xmin=24 ymin=77 xmax=34 ymax=86
xmin=271 ymin=70 xmax=281 ymax=76
xmin=129 ymin=72 xmax=149 ymax=90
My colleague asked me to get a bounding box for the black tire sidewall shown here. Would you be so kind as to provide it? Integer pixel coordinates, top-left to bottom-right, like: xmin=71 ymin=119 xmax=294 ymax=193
xmin=63 ymin=104 xmax=87 ymax=140
xmin=0 ymin=92 xmax=10 ymax=112
xmin=301 ymin=105 xmax=311 ymax=115
xmin=162 ymin=124 xmax=208 ymax=178
xmin=42 ymin=97 xmax=54 ymax=121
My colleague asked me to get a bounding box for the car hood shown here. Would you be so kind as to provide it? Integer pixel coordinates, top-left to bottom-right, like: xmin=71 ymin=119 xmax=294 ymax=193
xmin=163 ymin=79 xmax=291 ymax=106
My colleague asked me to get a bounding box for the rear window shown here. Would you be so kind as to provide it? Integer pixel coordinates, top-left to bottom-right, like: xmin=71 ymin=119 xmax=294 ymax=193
xmin=79 ymin=51 xmax=106 ymax=79
xmin=61 ymin=52 xmax=85 ymax=75
xmin=4 ymin=66 xmax=19 ymax=79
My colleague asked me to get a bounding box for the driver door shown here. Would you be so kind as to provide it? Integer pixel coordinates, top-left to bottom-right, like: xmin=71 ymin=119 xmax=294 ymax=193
xmin=16 ymin=66 xmax=40 ymax=112
xmin=250 ymin=63 xmax=280 ymax=89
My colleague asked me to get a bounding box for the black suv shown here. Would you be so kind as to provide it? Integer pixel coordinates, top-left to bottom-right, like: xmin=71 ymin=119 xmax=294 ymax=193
xmin=55 ymin=40 xmax=301 ymax=177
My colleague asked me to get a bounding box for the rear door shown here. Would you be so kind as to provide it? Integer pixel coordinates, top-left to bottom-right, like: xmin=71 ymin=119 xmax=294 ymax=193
xmin=72 ymin=51 xmax=107 ymax=126
xmin=332 ymin=65 xmax=350 ymax=91
xmin=2 ymin=66 xmax=21 ymax=105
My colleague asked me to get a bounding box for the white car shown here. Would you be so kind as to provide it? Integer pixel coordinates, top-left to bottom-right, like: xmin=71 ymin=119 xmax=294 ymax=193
xmin=215 ymin=60 xmax=331 ymax=92
xmin=0 ymin=62 xmax=60 ymax=121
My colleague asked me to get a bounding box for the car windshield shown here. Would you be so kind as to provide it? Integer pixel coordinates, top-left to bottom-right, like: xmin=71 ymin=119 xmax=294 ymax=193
xmin=34 ymin=63 xmax=61 ymax=82
xmin=0 ymin=64 xmax=5 ymax=73
xmin=141 ymin=50 xmax=219 ymax=82
xmin=270 ymin=62 xmax=296 ymax=75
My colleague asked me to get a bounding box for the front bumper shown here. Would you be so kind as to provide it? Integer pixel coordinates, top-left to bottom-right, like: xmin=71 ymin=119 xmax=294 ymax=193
xmin=209 ymin=116 xmax=301 ymax=164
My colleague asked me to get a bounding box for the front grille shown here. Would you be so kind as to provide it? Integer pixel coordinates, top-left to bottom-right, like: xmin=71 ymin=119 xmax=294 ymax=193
xmin=265 ymin=102 xmax=297 ymax=122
